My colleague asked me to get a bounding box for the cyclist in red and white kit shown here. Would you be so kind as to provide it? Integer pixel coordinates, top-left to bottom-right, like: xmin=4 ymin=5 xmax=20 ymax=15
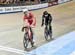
xmin=23 ymin=9 xmax=36 ymax=27
xmin=22 ymin=9 xmax=36 ymax=47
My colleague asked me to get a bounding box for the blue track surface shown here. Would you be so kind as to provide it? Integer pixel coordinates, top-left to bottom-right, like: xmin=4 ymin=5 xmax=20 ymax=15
xmin=25 ymin=31 xmax=75 ymax=55
xmin=53 ymin=40 xmax=75 ymax=55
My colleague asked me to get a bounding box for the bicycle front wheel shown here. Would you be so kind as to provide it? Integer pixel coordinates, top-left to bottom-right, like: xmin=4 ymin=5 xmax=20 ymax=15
xmin=44 ymin=29 xmax=48 ymax=41
xmin=23 ymin=34 xmax=29 ymax=49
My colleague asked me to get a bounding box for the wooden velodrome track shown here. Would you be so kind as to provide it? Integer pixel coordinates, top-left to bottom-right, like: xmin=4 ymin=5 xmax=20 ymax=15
xmin=0 ymin=1 xmax=75 ymax=55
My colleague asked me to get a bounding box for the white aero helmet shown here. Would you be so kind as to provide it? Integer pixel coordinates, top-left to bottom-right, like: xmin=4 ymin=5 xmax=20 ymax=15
xmin=22 ymin=9 xmax=28 ymax=13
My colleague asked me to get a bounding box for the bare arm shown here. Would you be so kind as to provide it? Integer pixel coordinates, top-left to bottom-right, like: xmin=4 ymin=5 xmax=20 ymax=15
xmin=41 ymin=15 xmax=44 ymax=26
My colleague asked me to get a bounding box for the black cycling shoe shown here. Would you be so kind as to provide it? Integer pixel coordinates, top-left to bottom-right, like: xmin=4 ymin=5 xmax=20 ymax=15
xmin=31 ymin=42 xmax=34 ymax=48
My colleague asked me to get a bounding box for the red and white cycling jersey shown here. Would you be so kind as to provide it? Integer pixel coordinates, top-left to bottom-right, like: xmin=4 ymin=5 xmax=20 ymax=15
xmin=23 ymin=12 xmax=36 ymax=27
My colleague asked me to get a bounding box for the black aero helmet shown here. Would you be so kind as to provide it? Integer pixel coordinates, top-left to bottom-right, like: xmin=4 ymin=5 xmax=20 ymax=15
xmin=43 ymin=11 xmax=48 ymax=15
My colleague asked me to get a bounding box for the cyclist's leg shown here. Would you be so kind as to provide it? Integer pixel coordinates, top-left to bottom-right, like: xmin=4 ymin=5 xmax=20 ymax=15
xmin=44 ymin=25 xmax=49 ymax=40
xmin=29 ymin=27 xmax=34 ymax=47
xmin=46 ymin=25 xmax=48 ymax=34
xmin=45 ymin=24 xmax=48 ymax=31
xmin=30 ymin=39 xmax=34 ymax=47
xmin=29 ymin=37 xmax=34 ymax=47
xmin=49 ymin=24 xmax=53 ymax=39
xmin=30 ymin=27 xmax=34 ymax=38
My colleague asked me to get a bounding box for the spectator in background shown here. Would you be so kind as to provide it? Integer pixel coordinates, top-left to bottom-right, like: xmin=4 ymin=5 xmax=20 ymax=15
xmin=0 ymin=0 xmax=6 ymax=4
xmin=6 ymin=0 xmax=10 ymax=4
xmin=14 ymin=0 xmax=17 ymax=3
xmin=14 ymin=0 xmax=20 ymax=4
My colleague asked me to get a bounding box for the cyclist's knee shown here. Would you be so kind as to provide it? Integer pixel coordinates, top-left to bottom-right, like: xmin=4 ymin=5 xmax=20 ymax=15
xmin=30 ymin=27 xmax=33 ymax=34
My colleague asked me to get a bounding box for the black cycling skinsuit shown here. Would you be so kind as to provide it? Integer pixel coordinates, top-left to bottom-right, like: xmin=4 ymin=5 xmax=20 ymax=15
xmin=42 ymin=13 xmax=52 ymax=38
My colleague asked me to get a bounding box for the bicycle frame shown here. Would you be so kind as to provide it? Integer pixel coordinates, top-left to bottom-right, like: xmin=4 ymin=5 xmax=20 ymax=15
xmin=44 ymin=25 xmax=53 ymax=41
xmin=23 ymin=26 xmax=34 ymax=49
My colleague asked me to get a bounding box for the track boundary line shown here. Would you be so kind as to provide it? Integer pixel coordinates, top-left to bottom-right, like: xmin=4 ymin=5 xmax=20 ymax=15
xmin=0 ymin=45 xmax=27 ymax=55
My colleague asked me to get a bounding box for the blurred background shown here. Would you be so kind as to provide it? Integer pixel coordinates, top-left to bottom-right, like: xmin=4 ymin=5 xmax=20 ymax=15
xmin=0 ymin=0 xmax=58 ymax=6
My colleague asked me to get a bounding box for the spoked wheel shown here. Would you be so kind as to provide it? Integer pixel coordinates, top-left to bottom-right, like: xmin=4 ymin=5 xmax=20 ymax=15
xmin=23 ymin=33 xmax=29 ymax=49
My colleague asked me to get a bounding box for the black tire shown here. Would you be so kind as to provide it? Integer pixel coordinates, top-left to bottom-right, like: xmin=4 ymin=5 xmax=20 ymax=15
xmin=23 ymin=33 xmax=29 ymax=49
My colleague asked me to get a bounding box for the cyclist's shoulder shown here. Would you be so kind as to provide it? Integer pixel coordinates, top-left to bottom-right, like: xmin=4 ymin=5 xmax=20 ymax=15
xmin=48 ymin=13 xmax=51 ymax=15
xmin=48 ymin=13 xmax=52 ymax=17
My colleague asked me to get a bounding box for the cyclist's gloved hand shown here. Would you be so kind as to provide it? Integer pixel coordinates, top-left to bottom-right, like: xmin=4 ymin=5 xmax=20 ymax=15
xmin=41 ymin=23 xmax=44 ymax=27
xmin=22 ymin=27 xmax=24 ymax=32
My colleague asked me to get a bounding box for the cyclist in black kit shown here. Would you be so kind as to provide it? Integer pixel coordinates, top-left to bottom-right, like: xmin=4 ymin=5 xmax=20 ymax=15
xmin=41 ymin=11 xmax=53 ymax=40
